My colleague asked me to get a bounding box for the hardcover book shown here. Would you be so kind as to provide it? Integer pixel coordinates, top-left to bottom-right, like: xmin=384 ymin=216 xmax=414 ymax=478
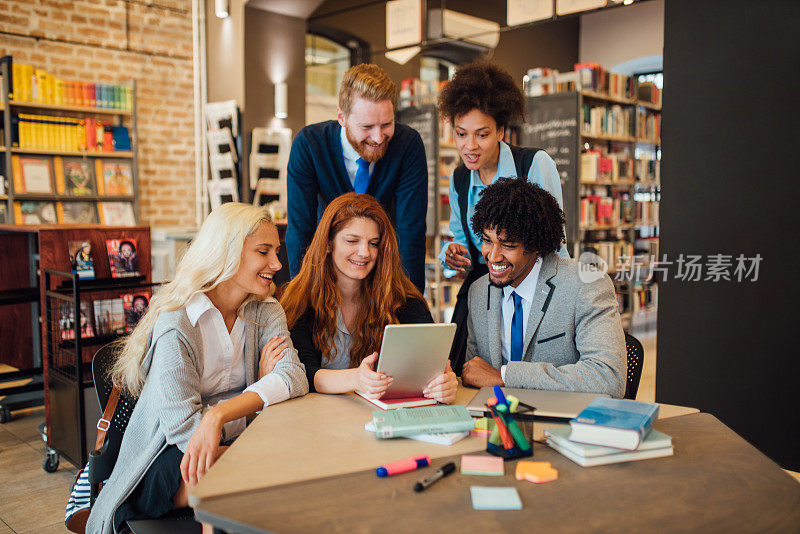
xmin=546 ymin=426 xmax=673 ymax=467
xmin=59 ymin=301 xmax=95 ymax=341
xmin=98 ymin=160 xmax=133 ymax=196
xmin=59 ymin=202 xmax=98 ymax=224
xmin=15 ymin=201 xmax=57 ymax=224
xmin=372 ymin=405 xmax=474 ymax=439
xmin=356 ymin=391 xmax=437 ymax=410
xmin=569 ymin=398 xmax=659 ymax=450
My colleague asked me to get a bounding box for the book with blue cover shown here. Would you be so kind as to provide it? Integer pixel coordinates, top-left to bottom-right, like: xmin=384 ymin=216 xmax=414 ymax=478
xmin=568 ymin=398 xmax=659 ymax=450
xmin=372 ymin=405 xmax=475 ymax=439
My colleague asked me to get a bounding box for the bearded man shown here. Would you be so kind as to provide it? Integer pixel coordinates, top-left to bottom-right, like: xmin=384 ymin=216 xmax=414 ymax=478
xmin=286 ymin=63 xmax=428 ymax=290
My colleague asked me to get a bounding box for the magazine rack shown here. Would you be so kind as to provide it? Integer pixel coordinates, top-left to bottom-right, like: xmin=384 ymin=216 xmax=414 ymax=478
xmin=42 ymin=269 xmax=159 ymax=471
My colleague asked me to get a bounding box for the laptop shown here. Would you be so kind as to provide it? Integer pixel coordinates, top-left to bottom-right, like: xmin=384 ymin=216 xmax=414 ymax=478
xmin=466 ymin=387 xmax=609 ymax=420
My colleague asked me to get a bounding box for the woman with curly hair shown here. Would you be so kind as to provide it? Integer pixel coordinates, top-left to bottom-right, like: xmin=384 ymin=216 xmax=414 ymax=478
xmin=437 ymin=61 xmax=568 ymax=375
xmin=280 ymin=193 xmax=457 ymax=403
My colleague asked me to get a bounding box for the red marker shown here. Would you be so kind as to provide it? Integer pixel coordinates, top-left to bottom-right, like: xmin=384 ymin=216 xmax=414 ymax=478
xmin=376 ymin=454 xmax=431 ymax=477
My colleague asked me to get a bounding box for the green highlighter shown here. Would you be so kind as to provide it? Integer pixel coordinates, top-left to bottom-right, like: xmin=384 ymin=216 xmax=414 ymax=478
xmin=495 ymin=403 xmax=532 ymax=452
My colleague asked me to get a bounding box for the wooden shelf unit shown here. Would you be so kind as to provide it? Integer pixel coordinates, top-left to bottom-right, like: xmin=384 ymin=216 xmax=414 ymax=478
xmin=0 ymin=61 xmax=140 ymax=225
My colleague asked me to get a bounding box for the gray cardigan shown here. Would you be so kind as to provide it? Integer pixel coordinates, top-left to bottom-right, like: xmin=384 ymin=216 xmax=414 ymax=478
xmin=465 ymin=252 xmax=626 ymax=397
xmin=86 ymin=298 xmax=308 ymax=534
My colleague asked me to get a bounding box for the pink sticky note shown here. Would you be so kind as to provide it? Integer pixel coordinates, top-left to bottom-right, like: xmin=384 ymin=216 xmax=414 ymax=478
xmin=461 ymin=455 xmax=504 ymax=476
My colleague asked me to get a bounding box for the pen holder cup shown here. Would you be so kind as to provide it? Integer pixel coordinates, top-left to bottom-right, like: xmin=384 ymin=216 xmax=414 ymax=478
xmin=485 ymin=407 xmax=535 ymax=460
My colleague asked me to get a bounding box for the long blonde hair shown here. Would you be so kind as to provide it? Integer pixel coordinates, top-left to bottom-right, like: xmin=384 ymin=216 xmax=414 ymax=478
xmin=111 ymin=203 xmax=274 ymax=396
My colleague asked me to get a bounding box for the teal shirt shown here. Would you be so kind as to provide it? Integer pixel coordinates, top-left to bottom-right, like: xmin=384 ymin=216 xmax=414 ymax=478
xmin=439 ymin=141 xmax=569 ymax=268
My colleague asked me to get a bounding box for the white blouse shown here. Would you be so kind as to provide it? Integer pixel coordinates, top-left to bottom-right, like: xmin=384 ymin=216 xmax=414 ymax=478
xmin=185 ymin=292 xmax=289 ymax=439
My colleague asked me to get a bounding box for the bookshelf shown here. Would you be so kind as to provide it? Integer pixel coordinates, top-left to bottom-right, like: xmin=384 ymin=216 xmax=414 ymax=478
xmin=0 ymin=60 xmax=139 ymax=226
xmin=525 ymin=71 xmax=661 ymax=328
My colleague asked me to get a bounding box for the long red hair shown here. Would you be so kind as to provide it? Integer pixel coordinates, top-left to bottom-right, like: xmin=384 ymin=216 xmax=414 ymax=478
xmin=281 ymin=193 xmax=426 ymax=367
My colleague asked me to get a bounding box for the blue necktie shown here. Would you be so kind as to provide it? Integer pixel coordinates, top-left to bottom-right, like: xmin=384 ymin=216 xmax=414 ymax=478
xmin=353 ymin=158 xmax=370 ymax=193
xmin=511 ymin=291 xmax=524 ymax=361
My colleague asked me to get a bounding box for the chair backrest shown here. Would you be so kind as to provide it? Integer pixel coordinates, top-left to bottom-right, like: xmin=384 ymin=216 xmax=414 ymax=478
xmin=623 ymin=332 xmax=644 ymax=400
xmin=89 ymin=343 xmax=137 ymax=485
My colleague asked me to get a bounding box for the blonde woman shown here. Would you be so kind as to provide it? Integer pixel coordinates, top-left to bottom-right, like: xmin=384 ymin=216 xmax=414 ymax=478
xmin=86 ymin=203 xmax=308 ymax=534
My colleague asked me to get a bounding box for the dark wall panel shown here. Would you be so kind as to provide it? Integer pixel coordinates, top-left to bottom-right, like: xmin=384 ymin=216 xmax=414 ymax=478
xmin=658 ymin=0 xmax=800 ymax=469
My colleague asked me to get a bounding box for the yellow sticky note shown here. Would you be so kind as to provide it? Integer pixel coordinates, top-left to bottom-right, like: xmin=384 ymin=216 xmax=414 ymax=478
xmin=515 ymin=461 xmax=558 ymax=483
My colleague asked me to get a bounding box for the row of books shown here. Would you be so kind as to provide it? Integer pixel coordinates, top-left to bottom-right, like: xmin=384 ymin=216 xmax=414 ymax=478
xmin=583 ymin=240 xmax=634 ymax=271
xmin=547 ymin=398 xmax=672 ymax=467
xmin=634 ymin=153 xmax=661 ymax=183
xmin=575 ymin=63 xmax=637 ymax=100
xmin=580 ymin=194 xmax=635 ymax=227
xmin=580 ymin=149 xmax=634 ymax=182
xmin=581 ymin=104 xmax=634 ymax=139
xmin=638 ymin=81 xmax=662 ymax=107
xmin=636 ymin=109 xmax=662 ymax=142
xmin=635 ymin=200 xmax=660 ymax=226
xmin=58 ymin=293 xmax=148 ymax=341
xmin=11 ymin=61 xmax=133 ymax=110
xmin=14 ymin=200 xmax=135 ymax=226
xmin=13 ymin=156 xmax=134 ymax=196
xmin=12 ymin=114 xmax=130 ymax=152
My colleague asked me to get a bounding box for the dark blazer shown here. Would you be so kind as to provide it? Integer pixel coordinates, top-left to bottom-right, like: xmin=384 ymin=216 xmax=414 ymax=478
xmin=290 ymin=297 xmax=433 ymax=392
xmin=286 ymin=120 xmax=428 ymax=290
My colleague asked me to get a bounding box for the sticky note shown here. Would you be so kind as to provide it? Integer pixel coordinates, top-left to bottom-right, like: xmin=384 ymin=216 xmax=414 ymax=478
xmin=470 ymin=486 xmax=523 ymax=510
xmin=515 ymin=461 xmax=558 ymax=483
xmin=461 ymin=455 xmax=504 ymax=476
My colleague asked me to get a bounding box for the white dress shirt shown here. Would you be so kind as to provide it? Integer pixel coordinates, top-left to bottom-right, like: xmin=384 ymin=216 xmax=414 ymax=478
xmin=340 ymin=126 xmax=374 ymax=187
xmin=500 ymin=257 xmax=542 ymax=380
xmin=185 ymin=292 xmax=289 ymax=440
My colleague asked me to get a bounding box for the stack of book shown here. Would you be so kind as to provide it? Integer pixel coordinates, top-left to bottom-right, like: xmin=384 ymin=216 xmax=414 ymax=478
xmin=370 ymin=405 xmax=475 ymax=440
xmin=545 ymin=398 xmax=673 ymax=467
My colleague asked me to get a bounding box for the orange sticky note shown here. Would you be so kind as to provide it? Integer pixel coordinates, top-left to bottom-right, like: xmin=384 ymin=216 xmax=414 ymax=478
xmin=515 ymin=461 xmax=558 ymax=483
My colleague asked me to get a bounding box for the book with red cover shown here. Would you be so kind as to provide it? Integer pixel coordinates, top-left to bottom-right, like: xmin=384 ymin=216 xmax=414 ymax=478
xmin=356 ymin=391 xmax=437 ymax=410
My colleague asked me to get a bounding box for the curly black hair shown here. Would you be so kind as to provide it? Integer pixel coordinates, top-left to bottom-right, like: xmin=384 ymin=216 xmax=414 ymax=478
xmin=471 ymin=178 xmax=565 ymax=256
xmin=438 ymin=62 xmax=525 ymax=129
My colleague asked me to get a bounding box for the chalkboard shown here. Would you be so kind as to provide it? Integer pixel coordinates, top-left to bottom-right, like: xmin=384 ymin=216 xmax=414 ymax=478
xmin=520 ymin=93 xmax=579 ymax=249
xmin=397 ymin=105 xmax=438 ymax=237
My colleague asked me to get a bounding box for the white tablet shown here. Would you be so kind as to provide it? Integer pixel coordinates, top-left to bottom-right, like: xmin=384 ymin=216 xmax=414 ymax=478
xmin=375 ymin=323 xmax=456 ymax=399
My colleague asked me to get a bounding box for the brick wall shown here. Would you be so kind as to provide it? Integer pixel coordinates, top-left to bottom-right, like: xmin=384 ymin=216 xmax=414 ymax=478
xmin=0 ymin=0 xmax=196 ymax=227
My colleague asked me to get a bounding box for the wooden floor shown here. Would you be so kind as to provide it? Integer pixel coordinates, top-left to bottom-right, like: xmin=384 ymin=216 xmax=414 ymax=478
xmin=0 ymin=330 xmax=795 ymax=533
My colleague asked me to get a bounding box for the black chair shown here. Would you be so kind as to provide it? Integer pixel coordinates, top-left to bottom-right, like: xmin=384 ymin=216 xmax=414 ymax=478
xmin=623 ymin=332 xmax=644 ymax=400
xmin=90 ymin=343 xmax=201 ymax=534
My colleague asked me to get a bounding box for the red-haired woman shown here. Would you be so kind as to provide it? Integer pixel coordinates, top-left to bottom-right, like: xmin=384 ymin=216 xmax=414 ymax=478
xmin=281 ymin=193 xmax=457 ymax=403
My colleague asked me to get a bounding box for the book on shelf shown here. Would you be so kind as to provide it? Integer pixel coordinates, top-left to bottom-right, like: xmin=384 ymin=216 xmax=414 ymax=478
xmin=58 ymin=201 xmax=98 ymax=224
xmin=68 ymin=240 xmax=95 ymax=280
xmin=106 ymin=238 xmax=141 ymax=278
xmin=546 ymin=426 xmax=673 ymax=467
xmin=364 ymin=420 xmax=468 ymax=445
xmin=56 ymin=158 xmax=96 ymax=196
xmin=59 ymin=300 xmax=95 ymax=340
xmin=93 ymin=298 xmax=126 ymax=336
xmin=582 ymin=241 xmax=633 ymax=271
xmin=569 ymin=398 xmax=660 ymax=450
xmin=635 ymin=153 xmax=660 ymax=183
xmin=636 ymin=108 xmax=661 ymax=142
xmin=14 ymin=201 xmax=57 ymax=224
xmin=574 ymin=62 xmax=607 ymax=93
xmin=357 ymin=391 xmax=437 ymax=410
xmin=122 ymin=292 xmax=150 ymax=333
xmin=12 ymin=155 xmax=54 ymax=193
xmin=98 ymin=202 xmax=136 ymax=226
xmin=580 ymin=194 xmax=634 ymax=228
xmin=372 ymin=405 xmax=475 ymax=439
xmin=96 ymin=160 xmax=133 ymax=196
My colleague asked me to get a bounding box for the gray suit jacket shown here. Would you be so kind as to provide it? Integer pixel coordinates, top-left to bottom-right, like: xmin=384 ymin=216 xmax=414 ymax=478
xmin=465 ymin=252 xmax=626 ymax=397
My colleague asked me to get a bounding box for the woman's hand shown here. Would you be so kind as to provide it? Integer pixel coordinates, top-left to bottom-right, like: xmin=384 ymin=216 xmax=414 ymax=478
xmin=445 ymin=243 xmax=471 ymax=271
xmin=423 ymin=361 xmax=458 ymax=404
xmin=352 ymin=352 xmax=392 ymax=398
xmin=180 ymin=409 xmax=223 ymax=486
xmin=258 ymin=335 xmax=288 ymax=379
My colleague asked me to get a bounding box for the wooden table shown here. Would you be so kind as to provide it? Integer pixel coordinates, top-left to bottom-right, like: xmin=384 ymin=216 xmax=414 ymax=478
xmin=187 ymin=389 xmax=800 ymax=533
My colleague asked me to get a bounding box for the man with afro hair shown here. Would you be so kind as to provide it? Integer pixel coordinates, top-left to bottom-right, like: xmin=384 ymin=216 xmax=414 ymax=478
xmin=461 ymin=178 xmax=625 ymax=397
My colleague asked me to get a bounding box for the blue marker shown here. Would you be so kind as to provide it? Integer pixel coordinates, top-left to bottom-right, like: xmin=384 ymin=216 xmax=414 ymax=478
xmin=493 ymin=385 xmax=508 ymax=407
